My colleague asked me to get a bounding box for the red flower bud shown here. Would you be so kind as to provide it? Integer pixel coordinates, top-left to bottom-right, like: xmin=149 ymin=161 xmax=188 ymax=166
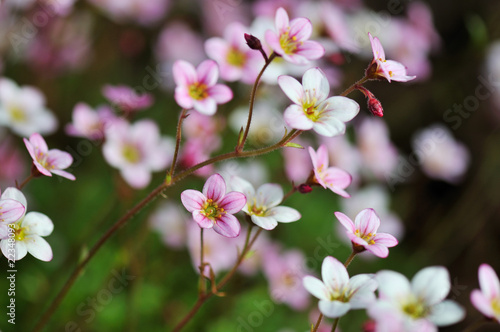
xmin=298 ymin=184 xmax=313 ymax=194
xmin=244 ymin=33 xmax=262 ymax=51
xmin=367 ymin=96 xmax=384 ymax=117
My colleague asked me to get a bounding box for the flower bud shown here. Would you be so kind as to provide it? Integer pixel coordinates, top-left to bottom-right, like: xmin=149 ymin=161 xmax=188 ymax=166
xmin=244 ymin=33 xmax=262 ymax=51
xmin=367 ymin=96 xmax=384 ymax=117
xmin=298 ymin=184 xmax=312 ymax=194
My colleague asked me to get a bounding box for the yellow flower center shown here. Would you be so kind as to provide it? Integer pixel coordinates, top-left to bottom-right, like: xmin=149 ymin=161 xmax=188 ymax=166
xmin=402 ymin=299 xmax=428 ymax=319
xmin=9 ymin=105 xmax=26 ymax=123
xmin=248 ymin=198 xmax=267 ymax=217
xmin=189 ymin=82 xmax=209 ymax=100
xmin=35 ymin=151 xmax=55 ymax=170
xmin=302 ymin=91 xmax=322 ymax=122
xmin=226 ymin=47 xmax=246 ymax=67
xmin=492 ymin=298 xmax=500 ymax=315
xmin=201 ymin=199 xmax=225 ymax=220
xmin=279 ymin=28 xmax=303 ymax=55
xmin=354 ymin=230 xmax=376 ymax=245
xmin=328 ymin=286 xmax=354 ymax=303
xmin=9 ymin=222 xmax=26 ymax=242
xmin=122 ymin=144 xmax=141 ymax=163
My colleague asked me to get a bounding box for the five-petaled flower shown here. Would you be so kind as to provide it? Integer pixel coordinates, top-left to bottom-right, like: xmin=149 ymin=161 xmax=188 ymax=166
xmin=335 ymin=208 xmax=398 ymax=258
xmin=229 ymin=176 xmax=301 ymax=230
xmin=0 ymin=188 xmax=54 ymax=261
xmin=24 ymin=133 xmax=76 ymax=180
xmin=0 ymin=187 xmax=26 ymax=239
xmin=367 ymin=32 xmax=416 ymax=82
xmin=265 ymin=7 xmax=324 ymax=64
xmin=303 ymin=256 xmax=377 ymax=318
xmin=309 ymin=145 xmax=352 ymax=197
xmin=279 ymin=68 xmax=359 ymax=137
xmin=173 ymin=59 xmax=233 ymax=115
xmin=181 ymin=174 xmax=246 ymax=238
xmin=369 ymin=266 xmax=465 ymax=331
xmin=470 ymin=263 xmax=500 ymax=323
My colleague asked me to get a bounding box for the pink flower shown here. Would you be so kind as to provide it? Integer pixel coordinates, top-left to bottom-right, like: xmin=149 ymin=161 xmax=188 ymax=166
xmin=173 ymin=60 xmax=233 ymax=115
xmin=309 ymin=145 xmax=352 ymax=198
xmin=149 ymin=202 xmax=188 ymax=249
xmin=265 ymin=7 xmax=324 ymax=64
xmin=369 ymin=267 xmax=465 ymax=330
xmin=279 ymin=68 xmax=359 ymax=136
xmin=0 ymin=188 xmax=54 ymax=261
xmin=65 ymin=103 xmax=115 ymax=140
xmin=303 ymin=256 xmax=377 ymax=318
xmin=205 ymin=22 xmax=264 ymax=84
xmin=367 ymin=32 xmax=416 ymax=82
xmin=335 ymin=208 xmax=398 ymax=258
xmin=102 ymin=85 xmax=154 ymax=112
xmin=229 ymin=176 xmax=301 ymax=230
xmin=0 ymin=187 xmax=26 ymax=238
xmin=23 ymin=133 xmax=75 ymax=181
xmin=470 ymin=264 xmax=500 ymax=323
xmin=103 ymin=119 xmax=174 ymax=189
xmin=180 ymin=173 xmax=246 ymax=238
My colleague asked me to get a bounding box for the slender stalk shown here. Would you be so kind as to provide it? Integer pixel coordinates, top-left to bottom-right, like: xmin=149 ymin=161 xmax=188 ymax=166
xmin=340 ymin=76 xmax=369 ymax=97
xmin=32 ymin=183 xmax=167 ymax=332
xmin=281 ymin=186 xmax=297 ymax=203
xmin=344 ymin=251 xmax=357 ymax=268
xmin=172 ymin=228 xmax=263 ymax=332
xmin=32 ymin=123 xmax=301 ymax=332
xmin=167 ymin=109 xmax=188 ymax=183
xmin=237 ymin=52 xmax=277 ymax=152
xmin=330 ymin=318 xmax=339 ymax=332
xmin=198 ymin=229 xmax=205 ymax=294
xmin=17 ymin=173 xmax=34 ymax=190
xmin=311 ymin=313 xmax=323 ymax=332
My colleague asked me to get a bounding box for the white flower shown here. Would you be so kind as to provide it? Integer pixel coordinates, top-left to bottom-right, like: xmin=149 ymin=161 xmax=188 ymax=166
xmin=0 ymin=188 xmax=54 ymax=261
xmin=229 ymin=176 xmax=301 ymax=230
xmin=0 ymin=78 xmax=57 ymax=136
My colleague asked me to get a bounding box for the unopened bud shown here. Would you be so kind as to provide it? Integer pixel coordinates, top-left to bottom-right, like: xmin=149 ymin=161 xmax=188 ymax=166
xmin=244 ymin=33 xmax=262 ymax=51
xmin=367 ymin=97 xmax=384 ymax=117
xmin=298 ymin=184 xmax=312 ymax=194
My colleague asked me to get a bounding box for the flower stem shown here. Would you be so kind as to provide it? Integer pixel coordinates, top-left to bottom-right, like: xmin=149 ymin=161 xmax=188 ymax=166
xmin=331 ymin=318 xmax=339 ymax=332
xmin=340 ymin=76 xmax=369 ymax=97
xmin=17 ymin=173 xmax=34 ymax=190
xmin=172 ymin=227 xmax=263 ymax=332
xmin=167 ymin=108 xmax=188 ymax=184
xmin=311 ymin=313 xmax=323 ymax=332
xmin=237 ymin=52 xmax=276 ymax=152
xmin=344 ymin=251 xmax=357 ymax=268
xmin=198 ymin=228 xmax=205 ymax=295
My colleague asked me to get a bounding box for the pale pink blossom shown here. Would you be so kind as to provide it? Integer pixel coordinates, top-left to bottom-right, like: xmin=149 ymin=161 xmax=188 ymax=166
xmin=149 ymin=202 xmax=188 ymax=249
xmin=0 ymin=78 xmax=57 ymax=136
xmin=0 ymin=188 xmax=25 ymax=239
xmin=265 ymin=7 xmax=324 ymax=64
xmin=335 ymin=208 xmax=398 ymax=258
xmin=173 ymin=60 xmax=233 ymax=115
xmin=369 ymin=267 xmax=465 ymax=331
xmin=229 ymin=176 xmax=300 ymax=230
xmin=156 ymin=21 xmax=205 ymax=65
xmin=368 ymin=32 xmax=416 ymax=82
xmin=282 ymin=137 xmax=312 ymax=183
xmin=205 ymin=22 xmax=264 ymax=84
xmin=0 ymin=188 xmax=54 ymax=261
xmin=309 ymin=145 xmax=352 ymax=198
xmin=470 ymin=264 xmax=500 ymax=323
xmin=279 ymin=68 xmax=359 ymax=136
xmin=180 ymin=174 xmax=246 ymax=238
xmin=179 ymin=139 xmax=215 ymax=178
xmin=412 ymin=125 xmax=469 ymax=183
xmin=102 ymin=85 xmax=153 ymax=112
xmin=262 ymin=243 xmax=310 ymax=310
xmin=65 ymin=103 xmax=115 ymax=140
xmin=24 ymin=133 xmax=75 ymax=181
xmin=103 ymin=119 xmax=174 ymax=189
xmin=303 ymin=256 xmax=377 ymax=318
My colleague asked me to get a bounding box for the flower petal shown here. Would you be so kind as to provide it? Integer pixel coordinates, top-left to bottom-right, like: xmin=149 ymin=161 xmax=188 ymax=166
xmin=228 ymin=176 xmax=255 ymax=200
xmin=181 ymin=189 xmax=206 ymax=212
xmin=22 ymin=212 xmax=53 ymax=236
xmin=213 ymin=213 xmax=240 ymax=238
xmin=302 ymin=68 xmax=329 ymax=103
xmin=267 ymin=206 xmax=300 ymax=223
xmin=1 ymin=239 xmax=27 ymax=261
xmin=428 ymin=300 xmax=465 ymax=326
xmin=354 ymin=208 xmax=380 ymax=237
xmin=275 ymin=7 xmax=289 ymax=32
xmin=303 ymin=275 xmax=330 ymax=301
xmin=218 ymin=191 xmax=246 ymax=214
xmin=278 ymin=75 xmax=304 ymax=105
xmin=46 ymin=149 xmax=73 ymax=169
xmin=24 ymin=235 xmax=53 ymax=261
xmin=313 ymin=117 xmax=346 ymax=137
xmin=284 ymin=105 xmax=313 ymax=130
xmin=376 ymin=270 xmax=411 ymax=301
xmin=412 ymin=266 xmax=451 ymax=306
xmin=193 ymin=98 xmax=217 ymax=116
xmin=478 ymin=264 xmax=500 ymax=299
xmin=203 ymin=173 xmax=226 ymax=202
xmin=470 ymin=290 xmax=495 ymax=318
xmin=28 ymin=133 xmax=48 ymax=153
xmin=366 ymin=244 xmax=389 ymax=258
xmin=369 ymin=32 xmax=385 ymax=61
xmin=250 ymin=215 xmax=278 ymax=230
xmin=197 ymin=60 xmax=219 ymax=86
xmin=192 ymin=210 xmax=214 ymax=228
xmin=173 ymin=60 xmax=197 ymax=86
xmin=1 ymin=187 xmax=27 ymax=209
xmin=373 ymin=233 xmax=398 ymax=247
xmin=334 ymin=212 xmax=355 ymax=233
xmin=289 ymin=18 xmax=312 ymax=41
xmin=207 ymin=84 xmax=233 ymax=104
xmin=256 ymin=183 xmax=283 ymax=208
xmin=0 ymin=199 xmax=25 ymax=223
xmin=322 ymin=96 xmax=360 ymax=122
xmin=321 ymin=256 xmax=349 ymax=291
xmin=296 ymin=40 xmax=325 ymax=61
xmin=348 ymin=274 xmax=378 ymax=308
xmin=319 ymin=300 xmax=351 ymax=318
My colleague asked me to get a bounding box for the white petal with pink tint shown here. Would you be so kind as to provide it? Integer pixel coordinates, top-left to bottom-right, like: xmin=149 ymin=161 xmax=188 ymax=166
xmin=173 ymin=60 xmax=197 ymax=86
xmin=197 ymin=60 xmax=218 ymax=86
xmin=25 ymin=235 xmax=53 ymax=261
xmin=284 ymin=105 xmax=313 ymax=130
xmin=278 ymin=75 xmax=304 ymax=105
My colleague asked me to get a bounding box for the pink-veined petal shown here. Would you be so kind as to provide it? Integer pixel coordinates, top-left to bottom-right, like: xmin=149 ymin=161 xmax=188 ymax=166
xmin=354 ymin=208 xmax=380 ymax=237
xmin=470 ymin=290 xmax=495 ymax=318
xmin=1 ymin=187 xmax=27 ymax=208
xmin=369 ymin=32 xmax=385 ymax=61
xmin=181 ymin=189 xmax=206 ymax=212
xmin=412 ymin=266 xmax=451 ymax=306
xmin=373 ymin=233 xmax=398 ymax=247
xmin=383 ymin=60 xmax=416 ymax=82
xmin=323 ymin=167 xmax=352 ymax=191
xmin=213 ymin=213 xmax=240 ymax=238
xmin=366 ymin=243 xmax=389 ymax=258
xmin=275 ymin=7 xmax=289 ymax=32
xmin=296 ymin=40 xmax=325 ymax=61
xmin=302 ymin=68 xmax=329 ymax=102
xmin=197 ymin=60 xmax=219 ymax=86
xmin=303 ymin=275 xmax=330 ymax=301
xmin=28 ymin=133 xmax=48 ymax=153
xmin=173 ymin=60 xmax=197 ymax=86
xmin=322 ymin=256 xmax=349 ymax=291
xmin=0 ymin=199 xmax=25 ymax=223
xmin=284 ymin=105 xmax=313 ymax=130
xmin=24 ymin=235 xmax=53 ymax=261
xmin=192 ymin=210 xmax=214 ymax=228
xmin=264 ymin=30 xmax=283 ymax=56
xmin=46 ymin=149 xmax=73 ymax=169
xmin=203 ymin=173 xmax=226 ymax=202
xmin=267 ymin=206 xmax=300 ymax=223
xmin=278 ymin=75 xmax=304 ymax=105
xmin=174 ymin=86 xmax=194 ymax=109
xmin=219 ymin=191 xmax=246 ymax=214
xmin=289 ymin=18 xmax=312 ymax=41
xmin=478 ymin=264 xmax=500 ymax=299
xmin=334 ymin=212 xmax=355 ymax=233
xmin=33 ymin=161 xmax=52 ymax=177
xmin=250 ymin=215 xmax=278 ymax=230
xmin=22 ymin=212 xmax=53 ymax=236
xmin=319 ymin=300 xmax=351 ymax=318
xmin=207 ymin=84 xmax=233 ymax=104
